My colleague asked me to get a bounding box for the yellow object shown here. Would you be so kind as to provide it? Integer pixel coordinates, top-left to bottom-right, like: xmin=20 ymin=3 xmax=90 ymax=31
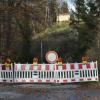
xmin=33 ymin=62 xmax=38 ymax=64
xmin=57 ymin=62 xmax=62 ymax=64
xmin=4 ymin=58 xmax=11 ymax=68
xmin=82 ymin=61 xmax=88 ymax=64
xmin=33 ymin=58 xmax=38 ymax=64
xmin=82 ymin=55 xmax=89 ymax=64
xmin=56 ymin=57 xmax=63 ymax=64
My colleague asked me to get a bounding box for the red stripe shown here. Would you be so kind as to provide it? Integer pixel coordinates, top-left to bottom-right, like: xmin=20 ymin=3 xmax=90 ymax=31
xmin=95 ymin=78 xmax=98 ymax=80
xmin=87 ymin=78 xmax=91 ymax=80
xmin=46 ymin=65 xmax=49 ymax=70
xmin=30 ymin=80 xmax=34 ymax=83
xmin=94 ymin=63 xmax=96 ymax=68
xmin=71 ymin=79 xmax=75 ymax=81
xmin=38 ymin=65 xmax=41 ymax=70
xmin=54 ymin=80 xmax=56 ymax=83
xmin=38 ymin=80 xmax=42 ymax=83
xmin=86 ymin=64 xmax=90 ymax=69
xmin=29 ymin=65 xmax=33 ymax=70
xmin=21 ymin=64 xmax=25 ymax=70
xmin=46 ymin=80 xmax=50 ymax=83
xmin=57 ymin=80 xmax=59 ymax=83
xmin=79 ymin=64 xmax=82 ymax=69
xmin=63 ymin=80 xmax=67 ymax=83
xmin=80 ymin=78 xmax=83 ymax=81
xmin=62 ymin=64 xmax=66 ymax=70
xmin=56 ymin=65 xmax=58 ymax=70
xmin=55 ymin=65 xmax=58 ymax=70
xmin=71 ymin=64 xmax=74 ymax=69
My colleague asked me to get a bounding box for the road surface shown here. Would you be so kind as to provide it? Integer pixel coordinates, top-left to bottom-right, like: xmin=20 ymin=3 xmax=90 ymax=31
xmin=0 ymin=84 xmax=100 ymax=100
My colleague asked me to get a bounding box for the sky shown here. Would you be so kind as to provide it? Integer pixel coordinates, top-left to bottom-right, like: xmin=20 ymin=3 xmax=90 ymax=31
xmin=62 ymin=0 xmax=75 ymax=11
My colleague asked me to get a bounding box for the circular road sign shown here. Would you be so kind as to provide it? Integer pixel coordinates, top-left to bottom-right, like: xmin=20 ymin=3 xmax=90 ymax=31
xmin=45 ymin=51 xmax=58 ymax=63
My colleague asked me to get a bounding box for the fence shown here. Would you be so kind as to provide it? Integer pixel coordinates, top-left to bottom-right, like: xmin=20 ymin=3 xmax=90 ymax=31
xmin=0 ymin=61 xmax=99 ymax=83
xmin=0 ymin=64 xmax=13 ymax=82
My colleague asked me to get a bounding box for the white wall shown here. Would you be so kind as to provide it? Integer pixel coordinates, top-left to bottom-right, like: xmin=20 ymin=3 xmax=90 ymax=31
xmin=57 ymin=14 xmax=70 ymax=22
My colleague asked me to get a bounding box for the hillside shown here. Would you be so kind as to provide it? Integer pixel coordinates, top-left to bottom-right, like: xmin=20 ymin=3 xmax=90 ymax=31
xmin=32 ymin=21 xmax=78 ymax=62
xmin=33 ymin=22 xmax=70 ymax=40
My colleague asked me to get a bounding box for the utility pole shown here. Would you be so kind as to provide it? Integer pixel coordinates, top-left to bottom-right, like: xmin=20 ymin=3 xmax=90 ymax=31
xmin=41 ymin=41 xmax=43 ymax=63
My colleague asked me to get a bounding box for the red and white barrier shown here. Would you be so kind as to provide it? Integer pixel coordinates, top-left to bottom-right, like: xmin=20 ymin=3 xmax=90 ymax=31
xmin=0 ymin=62 xmax=99 ymax=83
xmin=0 ymin=64 xmax=13 ymax=83
xmin=14 ymin=61 xmax=99 ymax=83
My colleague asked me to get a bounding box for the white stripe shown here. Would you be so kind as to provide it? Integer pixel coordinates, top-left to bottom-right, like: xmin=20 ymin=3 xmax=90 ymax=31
xmin=67 ymin=63 xmax=70 ymax=70
xmin=58 ymin=65 xmax=62 ymax=70
xmin=49 ymin=64 xmax=54 ymax=70
xmin=82 ymin=64 xmax=86 ymax=69
xmin=33 ymin=65 xmax=38 ymax=70
xmin=41 ymin=64 xmax=45 ymax=70
xmin=90 ymin=62 xmax=94 ymax=69
xmin=16 ymin=64 xmax=21 ymax=70
xmin=26 ymin=64 xmax=30 ymax=70
xmin=74 ymin=63 xmax=78 ymax=69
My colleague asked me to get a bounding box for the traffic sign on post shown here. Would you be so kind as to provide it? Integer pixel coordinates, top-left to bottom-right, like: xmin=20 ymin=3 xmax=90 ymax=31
xmin=45 ymin=51 xmax=58 ymax=64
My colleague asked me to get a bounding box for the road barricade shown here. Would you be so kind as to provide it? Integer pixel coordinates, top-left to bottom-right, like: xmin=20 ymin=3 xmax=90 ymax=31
xmin=14 ymin=61 xmax=99 ymax=83
xmin=0 ymin=62 xmax=99 ymax=83
xmin=0 ymin=64 xmax=13 ymax=83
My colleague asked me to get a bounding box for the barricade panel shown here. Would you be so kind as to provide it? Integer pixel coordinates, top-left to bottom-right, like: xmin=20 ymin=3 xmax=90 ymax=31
xmin=0 ymin=62 xmax=99 ymax=83
xmin=0 ymin=64 xmax=13 ymax=83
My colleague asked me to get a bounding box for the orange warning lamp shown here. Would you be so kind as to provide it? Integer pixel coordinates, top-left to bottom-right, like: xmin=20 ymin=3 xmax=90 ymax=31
xmin=4 ymin=58 xmax=11 ymax=68
xmin=56 ymin=57 xmax=63 ymax=64
xmin=33 ymin=58 xmax=38 ymax=64
xmin=82 ymin=56 xmax=89 ymax=64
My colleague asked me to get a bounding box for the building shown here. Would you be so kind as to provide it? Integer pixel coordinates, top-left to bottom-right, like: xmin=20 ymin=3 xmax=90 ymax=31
xmin=57 ymin=14 xmax=70 ymax=22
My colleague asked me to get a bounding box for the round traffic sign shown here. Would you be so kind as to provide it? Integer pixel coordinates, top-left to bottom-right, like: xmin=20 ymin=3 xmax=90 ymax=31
xmin=45 ymin=51 xmax=58 ymax=63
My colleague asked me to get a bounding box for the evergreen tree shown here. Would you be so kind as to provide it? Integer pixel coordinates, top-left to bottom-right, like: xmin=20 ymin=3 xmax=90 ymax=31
xmin=49 ymin=0 xmax=59 ymax=24
xmin=70 ymin=0 xmax=100 ymax=61
xmin=60 ymin=1 xmax=69 ymax=14
xmin=0 ymin=0 xmax=48 ymax=62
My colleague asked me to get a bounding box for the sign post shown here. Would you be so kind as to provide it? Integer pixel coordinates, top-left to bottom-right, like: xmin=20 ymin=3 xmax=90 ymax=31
xmin=41 ymin=42 xmax=43 ymax=63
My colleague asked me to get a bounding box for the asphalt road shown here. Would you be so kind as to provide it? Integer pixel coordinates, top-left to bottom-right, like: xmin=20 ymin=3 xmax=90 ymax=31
xmin=0 ymin=84 xmax=100 ymax=100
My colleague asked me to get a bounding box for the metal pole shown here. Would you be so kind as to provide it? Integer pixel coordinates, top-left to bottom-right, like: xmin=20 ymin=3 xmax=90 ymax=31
xmin=41 ymin=42 xmax=43 ymax=63
xmin=12 ymin=62 xmax=14 ymax=83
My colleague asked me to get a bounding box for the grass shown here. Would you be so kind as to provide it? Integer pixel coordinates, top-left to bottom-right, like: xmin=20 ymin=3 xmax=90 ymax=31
xmin=32 ymin=21 xmax=70 ymax=40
